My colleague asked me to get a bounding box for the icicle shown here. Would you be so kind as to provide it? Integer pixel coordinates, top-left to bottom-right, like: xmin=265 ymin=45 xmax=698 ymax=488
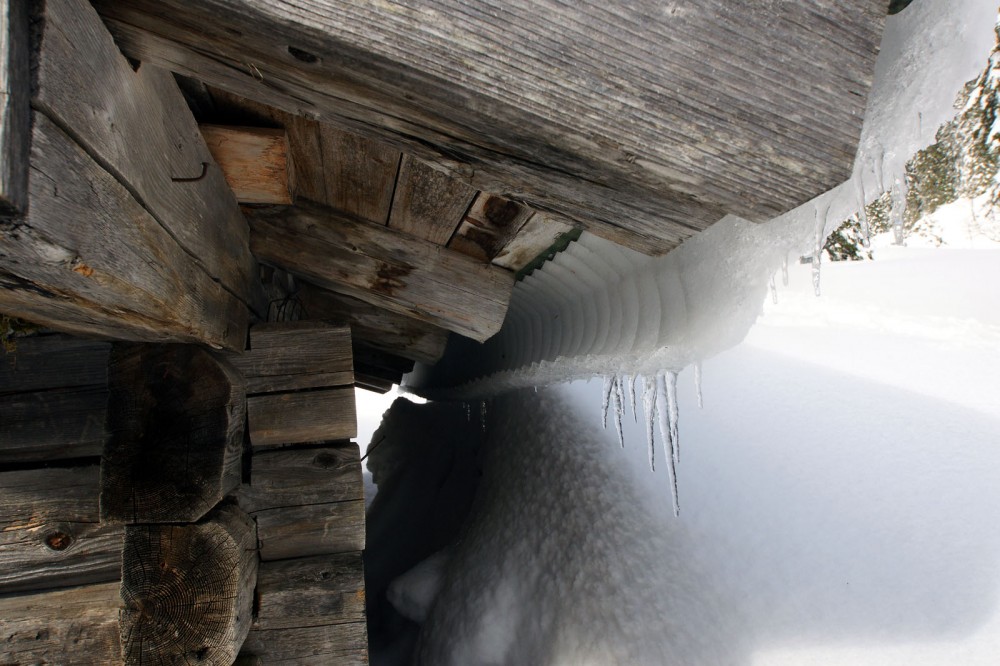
xmin=874 ymin=146 xmax=886 ymax=194
xmin=694 ymin=362 xmax=704 ymax=409
xmin=812 ymin=204 xmax=827 ymax=297
xmin=781 ymin=254 xmax=789 ymax=287
xmin=855 ymin=171 xmax=872 ymax=248
xmin=641 ymin=375 xmax=657 ymax=472
xmin=627 ymin=374 xmax=638 ymax=423
xmin=600 ymin=375 xmax=614 ymax=429
xmin=465 ymin=402 xmax=471 ymax=422
xmin=613 ymin=376 xmax=625 ymax=448
xmin=480 ymin=400 xmax=487 ymax=434
xmin=655 ymin=371 xmax=681 ymax=517
xmin=768 ymin=274 xmax=778 ymax=305
xmin=891 ymin=177 xmax=907 ymax=245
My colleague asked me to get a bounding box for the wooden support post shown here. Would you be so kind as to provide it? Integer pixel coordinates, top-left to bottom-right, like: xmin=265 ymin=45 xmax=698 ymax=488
xmin=239 ymin=444 xmax=365 ymax=561
xmin=0 ymin=465 xmax=123 ymax=594
xmin=119 ymin=502 xmax=257 ymax=666
xmin=247 ymin=200 xmax=515 ymax=342
xmin=0 ymin=581 xmax=123 ymax=664
xmin=101 ymin=344 xmax=246 ymax=524
xmin=0 ymin=0 xmax=30 ymax=216
xmin=388 ymin=155 xmax=477 ymax=245
xmin=200 ymin=124 xmax=294 ymax=204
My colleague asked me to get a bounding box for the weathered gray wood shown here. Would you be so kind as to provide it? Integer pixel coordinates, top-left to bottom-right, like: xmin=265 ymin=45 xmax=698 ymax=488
xmin=0 ymin=334 xmax=110 ymax=395
xmin=101 ymin=344 xmax=245 ymax=524
xmin=254 ymin=553 xmax=366 ymax=630
xmin=0 ymin=581 xmax=123 ymax=665
xmin=93 ymin=0 xmax=884 ymax=254
xmin=0 ymin=384 xmax=108 ymax=463
xmin=34 ymin=0 xmax=262 ymax=313
xmin=229 ymin=321 xmax=354 ymax=394
xmin=251 ymin=499 xmax=365 ymax=562
xmin=247 ymin=387 xmax=356 ymax=448
xmin=248 ymin=201 xmax=515 ymax=342
xmin=0 ymin=0 xmax=29 ymax=216
xmin=0 ymin=465 xmax=123 ymax=594
xmin=296 ymin=281 xmax=448 ymax=365
xmin=201 ymin=124 xmax=294 ymax=204
xmin=241 ymin=622 xmax=368 ymax=665
xmin=320 ymin=123 xmax=400 ymax=224
xmin=120 ymin=502 xmax=257 ymax=666
xmin=240 ymin=444 xmax=363 ymax=512
xmin=449 ymin=193 xmax=534 ymax=262
xmin=0 ymin=114 xmax=248 ymax=351
xmin=388 ymin=155 xmax=476 ymax=244
xmin=492 ymin=212 xmax=576 ymax=272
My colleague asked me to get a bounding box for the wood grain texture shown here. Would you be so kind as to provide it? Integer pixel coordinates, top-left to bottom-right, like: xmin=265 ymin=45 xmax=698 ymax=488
xmin=247 ymin=387 xmax=357 ymax=448
xmin=201 ymin=124 xmax=293 ymax=204
xmin=240 ymin=444 xmax=363 ymax=513
xmin=320 ymin=123 xmax=400 ymax=224
xmin=120 ymin=502 xmax=257 ymax=666
xmin=0 ymin=334 xmax=110 ymax=395
xmin=449 ymin=193 xmax=534 ymax=262
xmin=0 ymin=581 xmax=123 ymax=665
xmin=101 ymin=344 xmax=245 ymax=524
xmin=34 ymin=0 xmax=262 ymax=313
xmin=241 ymin=622 xmax=368 ymax=665
xmin=388 ymin=155 xmax=476 ymax=244
xmin=0 ymin=114 xmax=248 ymax=351
xmin=248 ymin=201 xmax=515 ymax=342
xmin=251 ymin=499 xmax=366 ymax=562
xmin=93 ymin=0 xmax=885 ymax=254
xmin=492 ymin=212 xmax=576 ymax=272
xmin=229 ymin=321 xmax=354 ymax=394
xmin=0 ymin=0 xmax=29 ymax=216
xmin=0 ymin=384 xmax=108 ymax=463
xmin=296 ymin=281 xmax=448 ymax=365
xmin=253 ymin=553 xmax=365 ymax=630
xmin=0 ymin=465 xmax=123 ymax=594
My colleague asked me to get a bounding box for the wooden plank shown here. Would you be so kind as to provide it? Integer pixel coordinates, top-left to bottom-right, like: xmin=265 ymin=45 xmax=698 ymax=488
xmin=247 ymin=387 xmax=356 ymax=448
xmin=0 ymin=581 xmax=123 ymax=665
xmin=200 ymin=124 xmax=293 ymax=204
xmin=92 ymin=0 xmax=885 ymax=254
xmin=355 ymin=374 xmax=394 ymax=394
xmin=296 ymin=281 xmax=448 ymax=365
xmin=0 ymin=385 xmax=108 ymax=463
xmin=319 ymin=123 xmax=400 ymax=224
xmin=0 ymin=465 xmax=123 ymax=594
xmin=101 ymin=344 xmax=246 ymax=524
xmin=448 ymin=193 xmax=535 ymax=262
xmin=0 ymin=334 xmax=110 ymax=395
xmin=492 ymin=213 xmax=576 ymax=272
xmin=254 ymin=553 xmax=365 ymax=630
xmin=120 ymin=502 xmax=257 ymax=666
xmin=240 ymin=444 xmax=364 ymax=513
xmin=34 ymin=0 xmax=262 ymax=313
xmin=388 ymin=155 xmax=476 ymax=244
xmin=248 ymin=201 xmax=515 ymax=342
xmin=0 ymin=0 xmax=29 ymax=216
xmin=229 ymin=321 xmax=354 ymax=394
xmin=241 ymin=622 xmax=368 ymax=665
xmin=251 ymin=499 xmax=366 ymax=562
xmin=0 ymin=113 xmax=248 ymax=351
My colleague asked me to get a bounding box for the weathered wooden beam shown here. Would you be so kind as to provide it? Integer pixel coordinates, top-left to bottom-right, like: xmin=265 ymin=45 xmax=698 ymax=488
xmin=449 ymin=193 xmax=534 ymax=263
xmin=239 ymin=444 xmax=365 ymax=561
xmin=0 ymin=465 xmax=123 ymax=594
xmin=296 ymin=281 xmax=449 ymax=365
xmin=120 ymin=502 xmax=257 ymax=666
xmin=0 ymin=0 xmax=30 ymax=216
xmin=247 ymin=387 xmax=356 ymax=449
xmin=388 ymin=154 xmax=476 ymax=245
xmin=101 ymin=344 xmax=246 ymax=524
xmin=200 ymin=124 xmax=294 ymax=204
xmin=0 ymin=581 xmax=123 ymax=664
xmin=355 ymin=373 xmax=395 ymax=394
xmin=240 ymin=622 xmax=369 ymax=665
xmin=93 ymin=0 xmax=885 ymax=254
xmin=33 ymin=0 xmax=262 ymax=314
xmin=0 ymin=384 xmax=108 ymax=463
xmin=247 ymin=201 xmax=515 ymax=342
xmin=492 ymin=213 xmax=577 ymax=273
xmin=0 ymin=334 xmax=110 ymax=395
xmin=229 ymin=321 xmax=354 ymax=394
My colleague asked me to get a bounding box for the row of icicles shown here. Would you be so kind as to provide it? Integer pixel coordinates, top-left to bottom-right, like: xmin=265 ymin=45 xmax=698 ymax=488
xmin=599 ymin=365 xmax=703 ymax=517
